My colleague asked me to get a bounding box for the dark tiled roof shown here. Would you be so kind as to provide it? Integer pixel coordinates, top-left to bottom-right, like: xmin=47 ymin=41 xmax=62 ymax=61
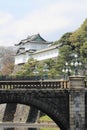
xmin=15 ymin=34 xmax=51 ymax=46
xmin=26 ymin=34 xmax=46 ymax=42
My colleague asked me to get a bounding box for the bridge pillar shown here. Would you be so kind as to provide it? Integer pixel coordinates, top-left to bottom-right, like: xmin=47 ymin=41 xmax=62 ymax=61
xmin=69 ymin=76 xmax=85 ymax=130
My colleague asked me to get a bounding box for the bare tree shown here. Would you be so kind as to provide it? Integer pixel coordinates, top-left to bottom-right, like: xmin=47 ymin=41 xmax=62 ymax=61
xmin=0 ymin=46 xmax=16 ymax=75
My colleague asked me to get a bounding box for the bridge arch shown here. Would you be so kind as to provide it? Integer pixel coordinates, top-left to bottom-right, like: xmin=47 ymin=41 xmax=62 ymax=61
xmin=0 ymin=92 xmax=68 ymax=130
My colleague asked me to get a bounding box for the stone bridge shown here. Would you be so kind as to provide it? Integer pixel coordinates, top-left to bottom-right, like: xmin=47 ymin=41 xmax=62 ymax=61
xmin=0 ymin=76 xmax=87 ymax=130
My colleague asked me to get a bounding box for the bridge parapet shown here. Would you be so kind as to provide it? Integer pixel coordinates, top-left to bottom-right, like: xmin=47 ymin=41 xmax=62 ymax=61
xmin=0 ymin=80 xmax=68 ymax=90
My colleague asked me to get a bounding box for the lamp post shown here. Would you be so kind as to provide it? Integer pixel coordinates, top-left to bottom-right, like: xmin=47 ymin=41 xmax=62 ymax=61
xmin=62 ymin=54 xmax=82 ymax=79
xmin=33 ymin=65 xmax=39 ymax=80
xmin=43 ymin=64 xmax=49 ymax=80
xmin=62 ymin=62 xmax=71 ymax=80
xmin=71 ymin=54 xmax=82 ymax=75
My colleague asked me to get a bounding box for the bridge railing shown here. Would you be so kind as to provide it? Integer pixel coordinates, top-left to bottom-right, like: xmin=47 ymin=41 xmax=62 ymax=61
xmin=0 ymin=80 xmax=69 ymax=89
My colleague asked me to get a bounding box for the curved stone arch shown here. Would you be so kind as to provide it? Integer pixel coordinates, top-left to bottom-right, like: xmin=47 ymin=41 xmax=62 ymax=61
xmin=23 ymin=98 xmax=68 ymax=130
xmin=0 ymin=94 xmax=68 ymax=130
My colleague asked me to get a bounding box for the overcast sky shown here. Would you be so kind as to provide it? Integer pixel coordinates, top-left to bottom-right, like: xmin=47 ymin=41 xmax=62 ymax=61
xmin=0 ymin=0 xmax=87 ymax=46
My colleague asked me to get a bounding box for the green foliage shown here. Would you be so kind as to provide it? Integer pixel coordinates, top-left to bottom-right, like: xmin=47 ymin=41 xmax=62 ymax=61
xmin=59 ymin=32 xmax=72 ymax=45
xmin=53 ymin=18 xmax=87 ymax=75
xmin=39 ymin=115 xmax=60 ymax=130
xmin=39 ymin=115 xmax=53 ymax=122
xmin=69 ymin=19 xmax=87 ymax=53
xmin=55 ymin=45 xmax=73 ymax=75
xmin=16 ymin=58 xmax=39 ymax=76
xmin=69 ymin=19 xmax=87 ymax=69
xmin=43 ymin=59 xmax=58 ymax=79
xmin=15 ymin=58 xmax=58 ymax=79
xmin=59 ymin=45 xmax=72 ymax=60
xmin=80 ymin=42 xmax=87 ymax=56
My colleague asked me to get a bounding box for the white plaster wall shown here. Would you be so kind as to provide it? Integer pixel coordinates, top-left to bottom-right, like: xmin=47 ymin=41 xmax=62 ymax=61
xmin=25 ymin=52 xmax=31 ymax=62
xmin=24 ymin=42 xmax=48 ymax=51
xmin=15 ymin=54 xmax=26 ymax=65
xmin=32 ymin=48 xmax=59 ymax=61
xmin=15 ymin=48 xmax=59 ymax=65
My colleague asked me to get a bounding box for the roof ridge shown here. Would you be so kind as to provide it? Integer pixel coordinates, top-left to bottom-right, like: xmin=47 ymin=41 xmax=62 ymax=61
xmin=15 ymin=34 xmax=50 ymax=46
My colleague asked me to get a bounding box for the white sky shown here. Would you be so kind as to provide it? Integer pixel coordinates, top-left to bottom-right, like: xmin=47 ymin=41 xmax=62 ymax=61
xmin=0 ymin=0 xmax=87 ymax=46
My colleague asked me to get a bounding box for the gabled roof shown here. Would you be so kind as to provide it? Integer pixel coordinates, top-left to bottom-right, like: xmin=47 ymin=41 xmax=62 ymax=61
xmin=27 ymin=33 xmax=46 ymax=42
xmin=15 ymin=34 xmax=51 ymax=46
